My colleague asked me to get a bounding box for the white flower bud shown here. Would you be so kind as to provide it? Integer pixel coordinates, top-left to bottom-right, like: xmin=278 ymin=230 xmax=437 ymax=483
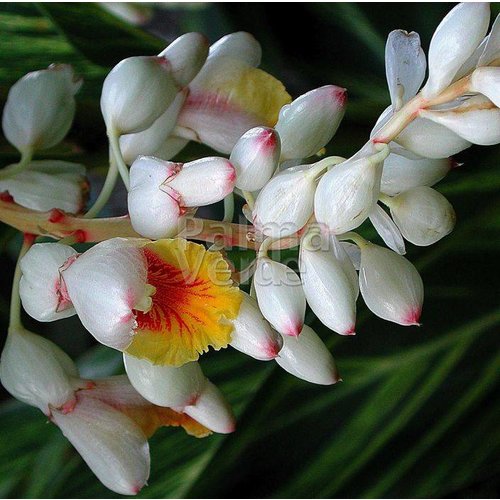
xmin=183 ymin=380 xmax=235 ymax=434
xmin=394 ymin=116 xmax=471 ymax=158
xmin=159 ymin=32 xmax=209 ymax=88
xmin=120 ymin=90 xmax=187 ymax=165
xmin=0 ymin=160 xmax=87 ymax=213
xmin=299 ymin=233 xmax=358 ymax=335
xmin=100 ymin=56 xmax=178 ymax=134
xmin=208 ymin=32 xmax=262 ymax=67
xmin=230 ymin=127 xmax=281 ymax=191
xmin=470 ymin=67 xmax=500 ymax=108
xmin=0 ymin=328 xmax=77 ymax=414
xmin=254 ymin=257 xmax=306 ymax=337
xmin=166 ymin=157 xmax=236 ymax=207
xmin=422 ymin=2 xmax=490 ymax=98
xmin=381 ymin=153 xmax=451 ymax=196
xmin=123 ymin=354 xmax=206 ymax=408
xmin=51 ymin=396 xmax=150 ymax=496
xmin=276 ymin=325 xmax=340 ymax=385
xmin=253 ymin=164 xmax=317 ymax=238
xmin=387 ymin=186 xmax=456 ymax=246
xmin=2 ymin=64 xmax=81 ymax=154
xmin=314 ymin=144 xmax=390 ymax=234
xmin=20 ymin=242 xmax=78 ymax=322
xmin=230 ymin=292 xmax=283 ymax=360
xmin=128 ymin=157 xmax=184 ymax=239
xmin=359 ymin=242 xmax=424 ymax=326
xmin=419 ymin=95 xmax=500 ymax=146
xmin=275 ymin=85 xmax=346 ymax=160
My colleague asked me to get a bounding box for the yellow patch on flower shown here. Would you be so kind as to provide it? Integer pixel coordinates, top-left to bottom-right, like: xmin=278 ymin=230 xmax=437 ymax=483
xmin=126 ymin=239 xmax=242 ymax=367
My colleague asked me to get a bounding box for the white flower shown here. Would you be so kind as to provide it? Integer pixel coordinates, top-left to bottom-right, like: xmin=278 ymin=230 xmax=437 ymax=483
xmin=359 ymin=242 xmax=424 ymax=326
xmin=275 ymin=85 xmax=347 ymax=160
xmin=254 ymin=257 xmax=306 ymax=337
xmin=299 ymin=232 xmax=358 ymax=335
xmin=275 ymin=325 xmax=340 ymax=385
xmin=2 ymin=64 xmax=81 ymax=155
xmin=230 ymin=292 xmax=283 ymax=360
xmin=19 ymin=242 xmax=78 ymax=322
xmin=385 ymin=186 xmax=456 ymax=246
xmin=314 ymin=143 xmax=390 ymax=234
xmin=421 ymin=2 xmax=490 ymax=98
xmin=229 ymin=127 xmax=281 ymax=191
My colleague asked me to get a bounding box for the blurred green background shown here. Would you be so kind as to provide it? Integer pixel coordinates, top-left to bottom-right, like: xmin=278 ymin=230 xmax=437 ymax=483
xmin=0 ymin=2 xmax=499 ymax=498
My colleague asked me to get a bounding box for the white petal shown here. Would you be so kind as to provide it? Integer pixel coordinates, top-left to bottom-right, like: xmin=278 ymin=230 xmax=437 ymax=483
xmin=52 ymin=396 xmax=149 ymax=496
xmin=159 ymin=32 xmax=209 ymax=88
xmin=470 ymin=67 xmax=500 ymax=108
xmin=422 ymin=2 xmax=490 ymax=98
xmin=230 ymin=292 xmax=283 ymax=360
xmin=454 ymin=36 xmax=489 ymax=81
xmin=0 ymin=328 xmax=76 ymax=414
xmin=394 ymin=116 xmax=471 ymax=158
xmin=254 ymin=257 xmax=306 ymax=337
xmin=370 ymin=105 xmax=393 ymax=139
xmin=299 ymin=236 xmax=358 ymax=335
xmin=62 ymin=238 xmax=148 ymax=350
xmin=385 ymin=30 xmax=426 ymax=109
xmin=359 ymin=243 xmax=424 ymax=326
xmin=314 ymin=144 xmax=389 ymax=234
xmin=120 ymin=90 xmax=187 ymax=165
xmin=340 ymin=242 xmax=361 ymax=271
xmin=369 ymin=204 xmax=406 ymax=255
xmin=183 ymin=380 xmax=235 ymax=434
xmin=100 ymin=56 xmax=178 ymax=134
xmin=389 ymin=186 xmax=456 ymax=246
xmin=128 ymin=156 xmax=183 ymax=239
xmin=2 ymin=64 xmax=79 ymax=154
xmin=20 ymin=242 xmax=78 ymax=322
xmin=478 ymin=13 xmax=500 ymax=66
xmin=154 ymin=136 xmax=189 ymax=161
xmin=381 ymin=152 xmax=451 ymax=195
xmin=166 ymin=157 xmax=236 ymax=206
xmin=419 ymin=97 xmax=500 ymax=146
xmin=230 ymin=127 xmax=280 ymax=191
xmin=253 ymin=164 xmax=317 ymax=238
xmin=275 ymin=85 xmax=346 ymax=160
xmin=208 ymin=32 xmax=261 ymax=67
xmin=123 ymin=354 xmax=206 ymax=408
xmin=276 ymin=324 xmax=339 ymax=385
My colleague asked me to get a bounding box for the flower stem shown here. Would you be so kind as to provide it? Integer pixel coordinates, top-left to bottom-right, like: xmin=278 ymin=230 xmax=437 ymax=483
xmin=108 ymin=129 xmax=130 ymax=191
xmin=223 ymin=193 xmax=235 ymax=222
xmin=0 ymin=148 xmax=33 ymax=180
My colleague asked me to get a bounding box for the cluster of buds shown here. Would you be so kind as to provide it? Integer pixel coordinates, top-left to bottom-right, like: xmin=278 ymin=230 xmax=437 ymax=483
xmin=0 ymin=3 xmax=498 ymax=494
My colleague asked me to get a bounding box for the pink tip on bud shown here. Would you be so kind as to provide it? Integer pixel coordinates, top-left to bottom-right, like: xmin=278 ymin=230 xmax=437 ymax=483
xmin=258 ymin=128 xmax=278 ymax=152
xmin=403 ymin=308 xmax=422 ymax=326
xmin=331 ymin=86 xmax=348 ymax=106
xmin=343 ymin=325 xmax=356 ymax=336
xmin=264 ymin=340 xmax=282 ymax=359
xmin=285 ymin=320 xmax=303 ymax=338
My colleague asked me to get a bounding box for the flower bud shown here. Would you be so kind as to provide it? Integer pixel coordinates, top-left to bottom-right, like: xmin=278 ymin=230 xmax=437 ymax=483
xmin=253 ymin=164 xmax=317 ymax=238
xmin=422 ymin=2 xmax=490 ymax=98
xmin=0 ymin=328 xmax=77 ymax=414
xmin=2 ymin=64 xmax=81 ymax=154
xmin=387 ymin=186 xmax=456 ymax=246
xmin=230 ymin=292 xmax=283 ymax=360
xmin=275 ymin=85 xmax=347 ymax=160
xmin=394 ymin=116 xmax=471 ymax=158
xmin=419 ymin=95 xmax=500 ymax=146
xmin=123 ymin=354 xmax=206 ymax=408
xmin=183 ymin=380 xmax=235 ymax=434
xmin=314 ymin=144 xmax=390 ymax=234
xmin=159 ymin=32 xmax=209 ymax=88
xmin=299 ymin=233 xmax=358 ymax=335
xmin=100 ymin=56 xmax=178 ymax=134
xmin=470 ymin=67 xmax=500 ymax=108
xmin=120 ymin=90 xmax=187 ymax=165
xmin=20 ymin=242 xmax=78 ymax=322
xmin=128 ymin=157 xmax=183 ymax=239
xmin=230 ymin=127 xmax=281 ymax=191
xmin=276 ymin=325 xmax=340 ymax=385
xmin=381 ymin=153 xmax=451 ymax=196
xmin=254 ymin=257 xmax=306 ymax=337
xmin=369 ymin=204 xmax=406 ymax=255
xmin=0 ymin=160 xmax=88 ymax=213
xmin=359 ymin=242 xmax=424 ymax=326
xmin=209 ymin=32 xmax=261 ymax=67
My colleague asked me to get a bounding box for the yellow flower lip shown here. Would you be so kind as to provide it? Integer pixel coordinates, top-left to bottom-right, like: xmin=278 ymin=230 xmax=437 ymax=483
xmin=126 ymin=239 xmax=242 ymax=367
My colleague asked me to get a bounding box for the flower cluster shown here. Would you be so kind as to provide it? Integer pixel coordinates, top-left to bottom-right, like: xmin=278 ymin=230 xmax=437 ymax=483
xmin=0 ymin=3 xmax=498 ymax=494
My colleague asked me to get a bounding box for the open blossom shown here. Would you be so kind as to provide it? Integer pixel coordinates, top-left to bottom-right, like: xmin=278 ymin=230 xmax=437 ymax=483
xmin=20 ymin=238 xmax=242 ymax=367
xmin=0 ymin=329 xmax=211 ymax=495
